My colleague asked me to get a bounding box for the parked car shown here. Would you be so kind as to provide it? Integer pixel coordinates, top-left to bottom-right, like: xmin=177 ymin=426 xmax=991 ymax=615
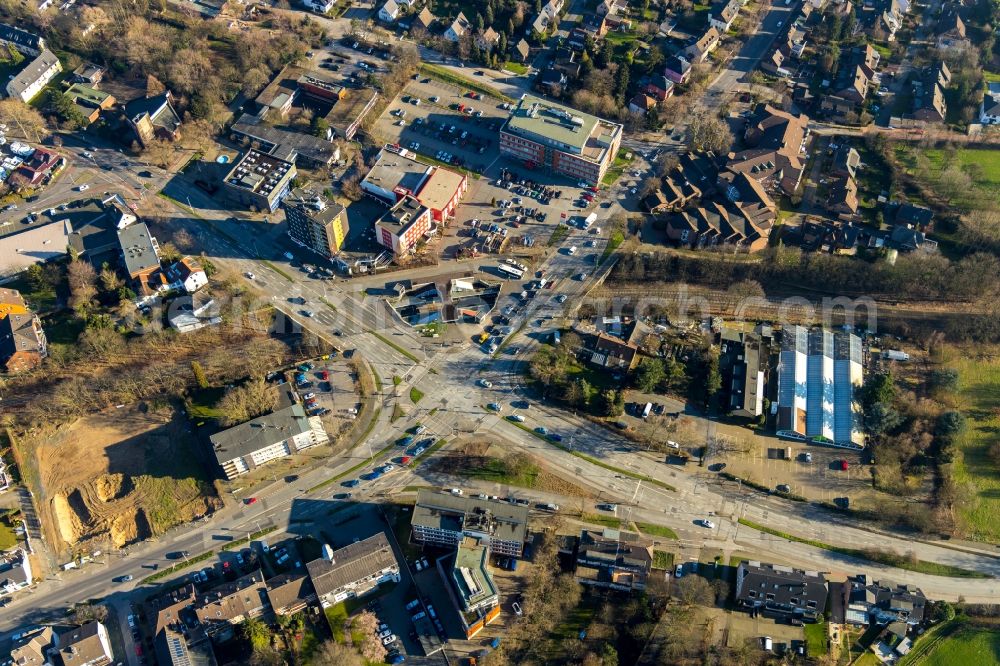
xmin=512 ymin=601 xmax=523 ymax=616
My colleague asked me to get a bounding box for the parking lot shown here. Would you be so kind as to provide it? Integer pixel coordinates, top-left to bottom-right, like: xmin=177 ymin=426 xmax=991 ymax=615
xmin=284 ymin=356 xmax=361 ymax=434
xmin=372 ymin=77 xmax=511 ymax=173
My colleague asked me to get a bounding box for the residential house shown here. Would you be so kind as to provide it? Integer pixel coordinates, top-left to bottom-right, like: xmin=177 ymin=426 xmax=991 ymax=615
xmin=628 ymin=93 xmax=657 ymax=115
xmin=574 ymin=528 xmax=653 ymax=593
xmin=735 ymin=561 xmax=828 ymax=620
xmin=532 ymin=0 xmax=564 ymax=34
xmin=797 ymin=218 xmax=864 ymax=254
xmin=0 ymin=24 xmax=45 ymax=56
xmin=760 ymin=43 xmax=793 ymax=78
xmin=979 ymin=82 xmax=1000 ymax=124
xmin=935 ymin=9 xmax=967 ymax=50
xmin=444 ymin=12 xmax=471 ymax=41
xmin=0 ymin=289 xmax=47 ymax=374
xmin=844 ymin=575 xmax=927 ymax=626
xmin=726 ymin=104 xmax=809 ymax=196
xmin=830 ymin=145 xmax=860 ymax=179
xmin=911 ymin=62 xmax=950 ymax=123
xmin=266 ymin=573 xmax=316 ymax=616
xmin=596 ymin=0 xmax=628 ymax=16
xmin=579 ymin=13 xmax=609 ymax=38
xmin=640 ymin=75 xmax=674 ymax=101
xmin=589 ymin=332 xmax=640 ymax=370
xmin=889 ymin=223 xmax=937 ymax=252
xmin=71 ymin=62 xmax=105 ymax=84
xmin=300 ymin=0 xmax=336 ymax=12
xmin=8 ymin=627 xmax=55 ymax=666
xmin=167 ymin=293 xmax=222 ymax=334
xmin=664 ymin=55 xmax=692 ymax=84
xmin=117 ymin=222 xmax=163 ymax=303
xmin=642 ymin=171 xmax=701 ymax=212
xmin=6 ymin=49 xmax=62 ymax=103
xmin=52 ymin=622 xmax=114 ymax=666
xmin=894 ymin=202 xmax=933 ymax=228
xmin=194 ymin=571 xmax=269 ymax=637
xmin=211 ymin=403 xmax=329 ymax=479
xmin=378 ymin=0 xmax=400 ymax=23
xmin=7 ymin=147 xmax=64 ymax=191
xmin=551 ymin=47 xmax=582 ymax=79
xmin=0 ymin=548 xmax=33 ymax=593
xmin=684 ymin=27 xmax=721 ymax=63
xmin=166 ymin=257 xmax=208 ymax=294
xmin=514 ymin=39 xmax=531 ymax=62
xmin=124 ymin=92 xmax=182 ymax=148
xmin=709 ymin=0 xmax=740 ymax=32
xmin=477 ymin=27 xmax=501 ymax=52
xmin=63 ymin=84 xmax=116 ymax=126
xmin=306 ymin=534 xmax=400 ymax=607
xmin=665 ymin=197 xmax=772 ymax=252
xmin=411 ymin=489 xmax=530 ymax=557
xmin=413 ymin=6 xmax=436 ymax=30
xmin=826 ymin=175 xmax=859 ymax=218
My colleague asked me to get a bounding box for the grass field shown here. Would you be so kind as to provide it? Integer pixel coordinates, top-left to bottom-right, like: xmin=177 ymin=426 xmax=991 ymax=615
xmin=651 ymin=550 xmax=673 ymax=569
xmin=633 ymin=522 xmax=678 ymax=539
xmin=418 ymin=63 xmax=515 ymax=103
xmin=804 ymin=621 xmax=828 ymax=657
xmin=409 ymin=387 xmax=424 ymax=403
xmin=902 ymin=624 xmax=1000 ymax=666
xmin=459 ymin=457 xmax=540 ymax=487
xmin=949 ymin=353 xmax=1000 ymax=541
xmin=502 ymin=61 xmax=529 ymax=75
xmin=582 ymin=513 xmax=622 ymax=528
xmin=893 ymin=145 xmax=1000 ymax=211
xmin=921 ymin=148 xmax=1000 ymax=187
xmin=601 ymin=149 xmax=633 ymax=186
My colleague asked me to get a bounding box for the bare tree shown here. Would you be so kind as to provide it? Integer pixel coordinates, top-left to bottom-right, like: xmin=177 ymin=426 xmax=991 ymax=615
xmin=313 ymin=641 xmax=363 ymax=666
xmin=0 ymin=99 xmax=47 ymax=141
xmin=218 ymin=379 xmax=274 ymax=425
xmin=68 ymin=259 xmax=98 ymax=312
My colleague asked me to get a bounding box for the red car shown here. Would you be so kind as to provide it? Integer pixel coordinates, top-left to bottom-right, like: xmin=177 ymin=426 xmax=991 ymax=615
xmin=135 ymin=645 xmax=143 ymax=657
xmin=589 ymin=186 xmax=599 ymax=192
xmin=401 ymin=456 xmax=413 ymax=465
xmin=245 ymin=497 xmax=258 ymax=505
xmin=319 ymin=370 xmax=329 ymax=380
xmin=839 ymin=460 xmax=849 ymax=471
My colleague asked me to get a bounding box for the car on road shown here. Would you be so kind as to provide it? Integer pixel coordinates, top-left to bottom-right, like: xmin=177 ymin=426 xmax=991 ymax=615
xmin=478 ymin=379 xmax=493 ymax=388
xmin=508 ymin=414 xmax=525 ymax=422
xmin=343 ymin=479 xmax=361 ymax=487
xmin=547 ymin=433 xmax=563 ymax=442
xmin=776 ymin=484 xmax=791 ymax=493
xmin=696 ymin=519 xmax=716 ymax=529
xmin=674 ymin=564 xmax=684 ymax=578
xmin=82 ymin=151 xmax=93 ymax=158
xmin=487 ymin=402 xmax=502 ymax=411
xmin=301 ymin=310 xmax=315 ymax=317
xmin=245 ymin=497 xmax=258 ymax=505
xmin=450 ymin=488 xmax=463 ymax=496
xmin=77 ymin=184 xmax=89 ymax=191
xmin=244 ymin=272 xmax=255 ymax=280
xmin=839 ymin=459 xmax=849 ymax=471
xmin=118 ymin=574 xmax=133 ymax=583
xmin=534 ymin=426 xmax=548 ymax=435
xmin=598 ymin=503 xmax=617 ymax=512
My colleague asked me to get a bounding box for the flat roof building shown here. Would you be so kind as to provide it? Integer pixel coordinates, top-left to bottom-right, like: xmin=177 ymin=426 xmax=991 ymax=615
xmin=326 ymin=87 xmax=379 ymax=140
xmin=230 ymin=114 xmax=338 ymax=168
xmin=306 ymin=534 xmax=400 ymax=607
xmin=222 ymin=149 xmax=297 ymax=213
xmin=411 ymin=489 xmax=529 ymax=557
xmin=210 ymin=404 xmax=329 ymax=479
xmin=284 ymin=189 xmax=349 ymax=258
xmin=441 ymin=538 xmax=500 ymax=638
xmin=777 ymin=326 xmax=863 ymax=447
xmin=362 ymin=147 xmax=469 ymax=223
xmin=416 ymin=166 xmax=468 ymax=222
xmin=374 ymin=195 xmax=433 ymax=257
xmin=499 ymin=94 xmax=623 ymax=185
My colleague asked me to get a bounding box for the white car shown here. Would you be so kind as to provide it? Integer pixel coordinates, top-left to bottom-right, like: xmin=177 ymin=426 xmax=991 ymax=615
xmin=508 ymin=414 xmax=525 ymax=423
xmin=556 ymin=294 xmax=567 ymax=303
xmin=381 ymin=634 xmax=397 ymax=646
xmin=378 ymin=629 xmax=392 ymax=639
xmin=697 ymin=519 xmax=716 ymax=529
xmin=303 ymin=392 xmax=316 ymax=400
xmin=82 ymin=151 xmax=93 ymax=158
xmin=76 ymin=184 xmax=89 ymax=191
xmin=512 ymin=601 xmax=523 ymax=616
xmin=245 ymin=272 xmax=256 ymax=280
xmin=450 ymin=488 xmax=463 ymax=496
xmin=478 ymin=379 xmax=493 ymax=388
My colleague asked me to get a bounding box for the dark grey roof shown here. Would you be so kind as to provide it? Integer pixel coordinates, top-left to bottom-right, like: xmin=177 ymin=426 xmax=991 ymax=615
xmin=0 ymin=24 xmax=44 ymax=52
xmin=125 ymin=93 xmax=181 ymax=132
xmin=117 ymin=222 xmax=159 ymax=275
xmin=231 ymin=113 xmax=337 ymax=166
xmin=7 ymin=49 xmax=59 ymax=99
xmin=412 ymin=489 xmax=529 ymax=544
xmin=306 ymin=533 xmax=397 ymax=598
xmin=895 ymin=203 xmax=932 ymax=227
xmin=736 ymin=561 xmax=828 ymax=617
xmin=210 ymin=404 xmax=311 ymax=462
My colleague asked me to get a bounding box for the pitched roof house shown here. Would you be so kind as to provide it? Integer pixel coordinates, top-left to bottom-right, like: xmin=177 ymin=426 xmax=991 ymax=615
xmin=445 ymin=12 xmax=472 ymax=41
xmin=193 ymin=571 xmax=269 ymax=635
xmin=514 ymin=39 xmax=531 ymax=62
xmin=684 ymin=26 xmax=721 ymax=62
xmin=166 ymin=257 xmax=209 ymax=293
xmin=980 ymin=82 xmax=1000 ymax=124
xmin=477 ymin=27 xmax=501 ymax=51
xmin=709 ymin=0 xmax=740 ymax=32
xmin=911 ymin=62 xmax=950 ymax=123
xmin=826 ymin=175 xmax=859 ymax=218
xmin=726 ymin=104 xmax=809 ymax=196
xmin=735 ymin=561 xmax=828 ymax=620
xmin=52 ymin=621 xmax=114 ymax=666
xmin=124 ymin=92 xmax=182 ymax=148
xmin=413 ymin=6 xmax=436 ymax=29
xmin=830 ymin=145 xmax=861 ymax=179
xmin=0 ymin=24 xmax=46 ymax=56
xmin=589 ymin=332 xmax=640 ymax=370
xmin=0 ymin=289 xmax=47 ymax=374
xmin=628 ymin=93 xmax=657 ymax=115
xmin=378 ymin=0 xmax=400 ymax=23
xmin=6 ymin=49 xmax=62 ymax=103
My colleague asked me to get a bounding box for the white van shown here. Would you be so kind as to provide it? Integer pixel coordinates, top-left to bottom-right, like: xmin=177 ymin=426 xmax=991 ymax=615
xmin=567 ymin=246 xmax=577 ymax=255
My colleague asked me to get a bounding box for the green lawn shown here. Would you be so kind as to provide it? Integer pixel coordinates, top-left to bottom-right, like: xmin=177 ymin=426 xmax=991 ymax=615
xmin=392 ymin=375 xmax=402 ymax=386
xmin=904 ymin=625 xmax=1000 ymax=666
xmin=458 ymin=456 xmax=540 ymax=487
xmin=409 ymin=387 xmax=424 ymax=403
xmin=325 ymin=604 xmax=349 ymax=643
xmin=920 ymin=148 xmax=1000 ymax=188
xmin=949 ymin=355 xmax=1000 ymax=541
xmin=633 ymin=522 xmax=678 ymax=539
xmin=503 ymin=61 xmax=529 ymax=75
xmin=418 ymin=63 xmax=515 ymax=103
xmin=651 ymin=550 xmax=674 ymax=569
xmin=804 ymin=621 xmax=829 ymax=657
xmin=0 ymin=512 xmax=18 ymax=551
xmin=985 ymin=71 xmax=1000 ymax=83
xmin=187 ymin=387 xmax=226 ymax=421
xmin=601 ymin=149 xmax=633 ymax=187
xmin=582 ymin=513 xmax=622 ymax=528
xmin=599 ymin=229 xmax=625 ymax=264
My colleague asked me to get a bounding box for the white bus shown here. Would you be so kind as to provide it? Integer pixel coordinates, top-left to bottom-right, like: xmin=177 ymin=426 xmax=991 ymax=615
xmin=497 ymin=263 xmax=524 ymax=279
xmin=641 ymin=402 xmax=652 ymax=419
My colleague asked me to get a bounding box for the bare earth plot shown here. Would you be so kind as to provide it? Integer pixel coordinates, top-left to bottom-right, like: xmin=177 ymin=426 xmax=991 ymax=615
xmin=32 ymin=404 xmax=220 ymax=558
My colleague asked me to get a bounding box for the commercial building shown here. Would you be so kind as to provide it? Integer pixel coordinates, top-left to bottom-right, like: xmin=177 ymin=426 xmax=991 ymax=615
xmin=776 ymin=326 xmax=864 ymax=447
xmin=6 ymin=49 xmax=61 ymax=103
xmin=441 ymin=538 xmax=501 ymax=638
xmin=0 ymin=289 xmax=47 ymax=374
xmin=574 ymin=528 xmax=653 ymax=593
xmin=210 ymin=403 xmax=329 ymax=479
xmin=411 ymin=489 xmax=529 ymax=557
xmin=230 ymin=114 xmax=338 ymax=168
xmin=222 ymin=149 xmax=297 ymax=212
xmin=362 ymin=147 xmax=468 ymax=222
xmin=283 ymin=190 xmax=349 ymax=258
xmin=374 ymin=196 xmax=433 ymax=256
xmin=306 ymin=534 xmax=400 ymax=607
xmin=326 ymin=87 xmax=379 ymax=140
xmin=735 ymin=561 xmax=828 ymax=621
xmin=0 ymin=218 xmax=71 ymax=280
xmin=499 ymin=94 xmax=623 ymax=185
xmin=720 ymin=326 xmax=771 ymax=418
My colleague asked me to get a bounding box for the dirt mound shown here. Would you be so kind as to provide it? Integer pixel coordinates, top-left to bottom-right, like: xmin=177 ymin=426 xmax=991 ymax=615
xmin=94 ymin=474 xmax=132 ymax=502
xmin=110 ymin=508 xmax=151 ymax=548
xmin=51 ymin=493 xmax=83 ymax=545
